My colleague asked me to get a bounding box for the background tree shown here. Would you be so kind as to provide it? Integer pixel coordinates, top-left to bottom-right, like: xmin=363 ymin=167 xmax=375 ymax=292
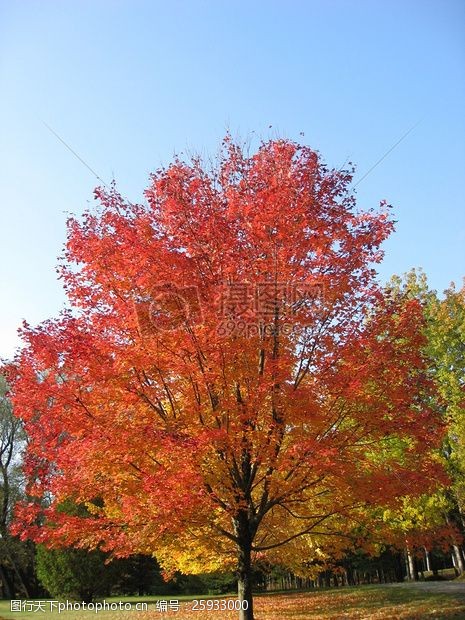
xmin=35 ymin=545 xmax=116 ymax=602
xmin=0 ymin=375 xmax=37 ymax=598
xmin=387 ymin=270 xmax=465 ymax=574
xmin=111 ymin=555 xmax=165 ymax=596
xmin=9 ymin=138 xmax=445 ymax=619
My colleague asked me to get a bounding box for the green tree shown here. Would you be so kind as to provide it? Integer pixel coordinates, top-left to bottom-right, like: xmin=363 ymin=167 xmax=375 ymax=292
xmin=35 ymin=545 xmax=115 ymax=602
xmin=387 ymin=270 xmax=465 ymax=573
xmin=428 ymin=280 xmax=465 ymax=572
xmin=111 ymin=555 xmax=165 ymax=595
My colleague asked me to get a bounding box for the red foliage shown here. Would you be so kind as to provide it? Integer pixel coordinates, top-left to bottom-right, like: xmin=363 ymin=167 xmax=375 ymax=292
xmin=8 ymin=137 xmax=445 ymax=577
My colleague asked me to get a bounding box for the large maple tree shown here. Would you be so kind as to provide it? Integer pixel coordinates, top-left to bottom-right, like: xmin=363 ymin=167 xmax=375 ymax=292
xmin=8 ymin=137 xmax=444 ymax=619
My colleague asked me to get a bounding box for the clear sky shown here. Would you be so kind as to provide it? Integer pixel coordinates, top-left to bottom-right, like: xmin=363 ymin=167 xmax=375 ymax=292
xmin=1 ymin=0 xmax=464 ymax=360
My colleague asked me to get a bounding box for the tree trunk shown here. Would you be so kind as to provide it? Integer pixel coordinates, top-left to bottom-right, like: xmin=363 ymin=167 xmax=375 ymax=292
xmin=452 ymin=545 xmax=465 ymax=575
xmin=346 ymin=566 xmax=355 ymax=586
xmin=424 ymin=548 xmax=431 ymax=572
xmin=406 ymin=548 xmax=418 ymax=581
xmin=0 ymin=564 xmax=13 ymax=598
xmin=1 ymin=538 xmax=31 ymax=598
xmin=237 ymin=539 xmax=254 ymax=620
xmin=233 ymin=508 xmax=256 ymax=620
xmin=404 ymin=550 xmax=410 ymax=580
xmin=393 ymin=552 xmax=404 ymax=582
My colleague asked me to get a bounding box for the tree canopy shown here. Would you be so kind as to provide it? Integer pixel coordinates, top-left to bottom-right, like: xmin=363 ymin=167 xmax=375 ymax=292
xmin=7 ymin=137 xmax=446 ymax=619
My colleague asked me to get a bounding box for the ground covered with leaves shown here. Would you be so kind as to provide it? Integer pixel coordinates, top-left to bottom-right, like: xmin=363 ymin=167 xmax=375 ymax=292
xmin=1 ymin=583 xmax=464 ymax=619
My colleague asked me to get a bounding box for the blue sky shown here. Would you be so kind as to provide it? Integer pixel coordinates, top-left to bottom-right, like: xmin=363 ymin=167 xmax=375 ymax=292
xmin=0 ymin=0 xmax=464 ymax=359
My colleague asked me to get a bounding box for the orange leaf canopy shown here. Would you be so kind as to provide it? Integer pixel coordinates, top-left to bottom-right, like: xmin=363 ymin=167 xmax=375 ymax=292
xmin=9 ymin=137 xmax=444 ymax=573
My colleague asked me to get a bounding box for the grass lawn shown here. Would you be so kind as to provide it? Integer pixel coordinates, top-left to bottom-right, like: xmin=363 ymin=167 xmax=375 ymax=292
xmin=1 ymin=583 xmax=464 ymax=619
